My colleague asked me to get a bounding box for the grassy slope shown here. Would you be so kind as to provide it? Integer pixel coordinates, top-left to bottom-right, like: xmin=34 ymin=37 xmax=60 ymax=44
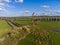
xmin=18 ymin=21 xmax=60 ymax=45
xmin=0 ymin=20 xmax=11 ymax=37
xmin=18 ymin=33 xmax=35 ymax=45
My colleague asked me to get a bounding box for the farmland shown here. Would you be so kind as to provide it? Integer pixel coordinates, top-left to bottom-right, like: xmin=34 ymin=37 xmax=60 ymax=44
xmin=17 ymin=21 xmax=60 ymax=45
xmin=0 ymin=17 xmax=60 ymax=45
xmin=0 ymin=20 xmax=11 ymax=38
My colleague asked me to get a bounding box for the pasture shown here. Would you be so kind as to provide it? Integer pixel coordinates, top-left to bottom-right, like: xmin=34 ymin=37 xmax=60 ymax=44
xmin=17 ymin=21 xmax=60 ymax=45
xmin=0 ymin=18 xmax=60 ymax=45
xmin=0 ymin=20 xmax=11 ymax=37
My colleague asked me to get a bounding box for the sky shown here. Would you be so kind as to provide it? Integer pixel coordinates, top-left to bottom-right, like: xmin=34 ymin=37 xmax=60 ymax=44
xmin=0 ymin=0 xmax=60 ymax=17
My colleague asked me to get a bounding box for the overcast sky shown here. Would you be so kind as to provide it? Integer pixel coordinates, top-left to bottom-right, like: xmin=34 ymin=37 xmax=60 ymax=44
xmin=0 ymin=0 xmax=60 ymax=17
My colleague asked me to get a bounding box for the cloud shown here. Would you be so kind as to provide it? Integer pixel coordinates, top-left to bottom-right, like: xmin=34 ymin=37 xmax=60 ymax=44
xmin=4 ymin=0 xmax=10 ymax=2
xmin=24 ymin=10 xmax=30 ymax=13
xmin=16 ymin=10 xmax=30 ymax=16
xmin=41 ymin=5 xmax=50 ymax=8
xmin=0 ymin=0 xmax=24 ymax=3
xmin=0 ymin=3 xmax=9 ymax=8
xmin=0 ymin=3 xmax=14 ymax=9
xmin=0 ymin=8 xmax=7 ymax=12
xmin=19 ymin=10 xmax=30 ymax=13
xmin=0 ymin=0 xmax=10 ymax=2
xmin=54 ymin=10 xmax=60 ymax=15
xmin=15 ymin=0 xmax=24 ymax=3
xmin=40 ymin=10 xmax=60 ymax=16
xmin=18 ymin=0 xmax=23 ymax=3
xmin=0 ymin=3 xmax=15 ymax=14
xmin=0 ymin=3 xmax=4 ymax=6
xmin=0 ymin=3 xmax=5 ymax=8
xmin=0 ymin=3 xmax=8 ymax=12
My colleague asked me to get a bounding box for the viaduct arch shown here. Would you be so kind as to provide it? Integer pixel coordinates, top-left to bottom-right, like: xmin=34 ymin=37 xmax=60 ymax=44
xmin=35 ymin=16 xmax=60 ymax=21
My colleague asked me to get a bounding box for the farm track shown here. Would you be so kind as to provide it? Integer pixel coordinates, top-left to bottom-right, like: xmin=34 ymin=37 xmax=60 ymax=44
xmin=6 ymin=20 xmax=31 ymax=29
xmin=6 ymin=20 xmax=17 ymax=29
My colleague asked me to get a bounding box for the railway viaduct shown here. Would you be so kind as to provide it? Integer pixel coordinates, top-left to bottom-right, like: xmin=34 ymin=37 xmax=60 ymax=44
xmin=34 ymin=16 xmax=60 ymax=21
xmin=0 ymin=16 xmax=60 ymax=21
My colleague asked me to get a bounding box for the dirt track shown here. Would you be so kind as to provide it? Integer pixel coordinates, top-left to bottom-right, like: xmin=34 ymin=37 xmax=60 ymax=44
xmin=6 ymin=20 xmax=17 ymax=29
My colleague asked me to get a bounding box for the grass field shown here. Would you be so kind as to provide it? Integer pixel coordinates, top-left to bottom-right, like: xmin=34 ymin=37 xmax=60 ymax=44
xmin=18 ymin=21 xmax=60 ymax=45
xmin=14 ymin=20 xmax=32 ymax=24
xmin=0 ymin=20 xmax=11 ymax=37
xmin=0 ymin=18 xmax=60 ymax=45
xmin=36 ymin=21 xmax=60 ymax=30
xmin=37 ymin=21 xmax=60 ymax=45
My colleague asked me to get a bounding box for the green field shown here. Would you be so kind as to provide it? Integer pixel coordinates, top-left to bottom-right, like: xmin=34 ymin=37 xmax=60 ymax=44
xmin=18 ymin=21 xmax=60 ymax=45
xmin=0 ymin=20 xmax=11 ymax=37
xmin=36 ymin=21 xmax=60 ymax=45
xmin=35 ymin=21 xmax=60 ymax=31
xmin=0 ymin=18 xmax=60 ymax=45
xmin=14 ymin=20 xmax=32 ymax=24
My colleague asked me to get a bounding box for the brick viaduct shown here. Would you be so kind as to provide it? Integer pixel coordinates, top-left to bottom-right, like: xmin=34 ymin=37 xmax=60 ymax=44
xmin=34 ymin=16 xmax=60 ymax=21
